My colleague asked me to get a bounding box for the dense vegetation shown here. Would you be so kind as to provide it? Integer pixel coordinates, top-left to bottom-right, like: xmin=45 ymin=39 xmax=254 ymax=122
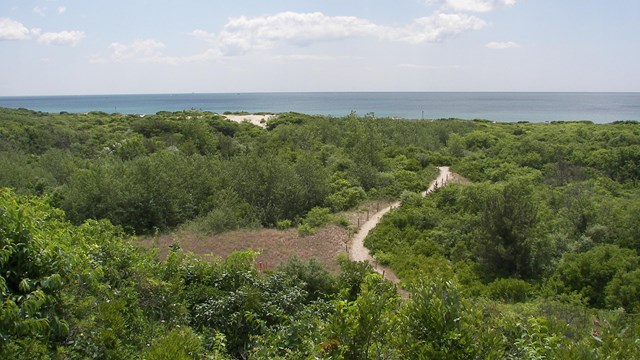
xmin=1 ymin=107 xmax=639 ymax=357
xmin=0 ymin=108 xmax=448 ymax=234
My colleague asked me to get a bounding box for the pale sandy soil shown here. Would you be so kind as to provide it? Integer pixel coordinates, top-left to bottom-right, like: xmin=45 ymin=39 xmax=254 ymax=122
xmin=223 ymin=114 xmax=277 ymax=128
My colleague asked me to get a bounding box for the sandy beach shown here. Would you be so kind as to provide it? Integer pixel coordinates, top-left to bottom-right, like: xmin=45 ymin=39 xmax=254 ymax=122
xmin=223 ymin=114 xmax=277 ymax=128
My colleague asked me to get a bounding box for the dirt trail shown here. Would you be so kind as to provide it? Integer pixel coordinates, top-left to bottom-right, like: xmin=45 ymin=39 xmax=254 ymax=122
xmin=348 ymin=166 xmax=452 ymax=286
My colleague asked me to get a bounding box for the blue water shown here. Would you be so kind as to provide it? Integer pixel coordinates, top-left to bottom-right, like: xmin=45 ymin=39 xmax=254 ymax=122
xmin=1 ymin=92 xmax=639 ymax=123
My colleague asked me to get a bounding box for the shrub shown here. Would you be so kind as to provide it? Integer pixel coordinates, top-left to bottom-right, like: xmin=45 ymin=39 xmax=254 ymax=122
xmin=297 ymin=223 xmax=315 ymax=236
xmin=551 ymin=244 xmax=639 ymax=308
xmin=144 ymin=327 xmax=204 ymax=360
xmin=605 ymin=269 xmax=640 ymax=313
xmin=487 ymin=278 xmax=534 ymax=303
xmin=374 ymin=251 xmax=393 ymax=266
xmin=333 ymin=215 xmax=350 ymax=228
xmin=297 ymin=207 xmax=333 ymax=236
xmin=325 ymin=186 xmax=366 ymax=211
xmin=276 ymin=219 xmax=292 ymax=230
xmin=304 ymin=207 xmax=333 ymax=228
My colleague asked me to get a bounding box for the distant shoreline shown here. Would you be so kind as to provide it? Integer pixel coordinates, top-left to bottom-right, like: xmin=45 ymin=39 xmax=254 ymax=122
xmin=1 ymin=92 xmax=639 ymax=123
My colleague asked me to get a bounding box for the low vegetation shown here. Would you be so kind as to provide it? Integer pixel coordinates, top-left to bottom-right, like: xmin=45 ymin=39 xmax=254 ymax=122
xmin=1 ymin=107 xmax=639 ymax=358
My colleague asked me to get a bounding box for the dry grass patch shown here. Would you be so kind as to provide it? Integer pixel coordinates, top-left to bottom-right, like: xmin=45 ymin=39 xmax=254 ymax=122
xmin=138 ymin=224 xmax=348 ymax=273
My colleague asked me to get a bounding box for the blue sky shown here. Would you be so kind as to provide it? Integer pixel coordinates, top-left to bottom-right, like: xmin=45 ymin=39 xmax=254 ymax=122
xmin=1 ymin=0 xmax=639 ymax=95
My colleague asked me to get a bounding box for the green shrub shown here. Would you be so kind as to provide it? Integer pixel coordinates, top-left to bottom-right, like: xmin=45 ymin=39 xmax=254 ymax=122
xmin=297 ymin=207 xmax=333 ymax=236
xmin=487 ymin=278 xmax=534 ymax=303
xmin=374 ymin=251 xmax=393 ymax=266
xmin=605 ymin=269 xmax=640 ymax=313
xmin=325 ymin=186 xmax=366 ymax=211
xmin=304 ymin=207 xmax=332 ymax=228
xmin=333 ymin=215 xmax=350 ymax=228
xmin=404 ymin=276 xmax=480 ymax=358
xmin=551 ymin=244 xmax=639 ymax=308
xmin=276 ymin=219 xmax=292 ymax=230
xmin=144 ymin=327 xmax=203 ymax=360
xmin=297 ymin=223 xmax=315 ymax=236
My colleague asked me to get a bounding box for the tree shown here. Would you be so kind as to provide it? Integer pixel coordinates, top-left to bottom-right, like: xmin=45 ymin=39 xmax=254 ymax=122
xmin=474 ymin=179 xmax=542 ymax=279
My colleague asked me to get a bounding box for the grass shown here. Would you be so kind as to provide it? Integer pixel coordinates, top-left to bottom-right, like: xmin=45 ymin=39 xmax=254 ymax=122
xmin=138 ymin=224 xmax=348 ymax=273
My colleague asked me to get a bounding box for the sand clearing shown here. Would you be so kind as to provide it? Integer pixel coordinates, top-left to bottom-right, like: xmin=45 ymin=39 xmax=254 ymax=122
xmin=223 ymin=114 xmax=277 ymax=128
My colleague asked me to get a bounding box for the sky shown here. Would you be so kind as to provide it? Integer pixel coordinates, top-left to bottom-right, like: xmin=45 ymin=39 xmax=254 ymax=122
xmin=1 ymin=0 xmax=639 ymax=95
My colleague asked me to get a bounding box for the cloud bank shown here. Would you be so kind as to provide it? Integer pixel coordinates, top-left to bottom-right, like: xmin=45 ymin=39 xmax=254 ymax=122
xmin=104 ymin=39 xmax=221 ymax=65
xmin=426 ymin=0 xmax=516 ymax=12
xmin=38 ymin=30 xmax=85 ymax=46
xmin=0 ymin=17 xmax=84 ymax=46
xmin=102 ymin=11 xmax=487 ymax=63
xmin=216 ymin=11 xmax=486 ymax=54
xmin=0 ymin=18 xmax=31 ymax=40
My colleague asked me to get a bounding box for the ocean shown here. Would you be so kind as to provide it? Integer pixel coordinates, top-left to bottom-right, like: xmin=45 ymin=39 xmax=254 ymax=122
xmin=1 ymin=92 xmax=639 ymax=123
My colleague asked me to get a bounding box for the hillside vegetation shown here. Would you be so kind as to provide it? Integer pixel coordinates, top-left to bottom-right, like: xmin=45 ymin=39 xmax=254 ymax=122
xmin=1 ymin=107 xmax=639 ymax=358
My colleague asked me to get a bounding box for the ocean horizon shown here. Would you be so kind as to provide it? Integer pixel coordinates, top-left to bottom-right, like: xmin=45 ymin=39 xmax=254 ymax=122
xmin=1 ymin=92 xmax=639 ymax=124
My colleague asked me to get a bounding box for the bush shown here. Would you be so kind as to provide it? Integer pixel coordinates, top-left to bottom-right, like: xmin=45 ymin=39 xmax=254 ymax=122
xmin=333 ymin=215 xmax=350 ymax=228
xmin=304 ymin=207 xmax=332 ymax=228
xmin=325 ymin=186 xmax=366 ymax=211
xmin=404 ymin=276 xmax=480 ymax=358
xmin=144 ymin=327 xmax=204 ymax=360
xmin=276 ymin=219 xmax=292 ymax=230
xmin=374 ymin=251 xmax=393 ymax=266
xmin=297 ymin=207 xmax=333 ymax=236
xmin=605 ymin=269 xmax=640 ymax=313
xmin=487 ymin=278 xmax=534 ymax=303
xmin=551 ymin=245 xmax=639 ymax=308
xmin=297 ymin=223 xmax=315 ymax=236
xmin=277 ymin=257 xmax=336 ymax=300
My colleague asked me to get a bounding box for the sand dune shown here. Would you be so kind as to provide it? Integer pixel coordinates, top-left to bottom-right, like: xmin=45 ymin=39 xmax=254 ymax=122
xmin=223 ymin=114 xmax=276 ymax=128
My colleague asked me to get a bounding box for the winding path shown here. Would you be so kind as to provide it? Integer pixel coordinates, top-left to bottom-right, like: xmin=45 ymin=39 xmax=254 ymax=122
xmin=348 ymin=166 xmax=452 ymax=284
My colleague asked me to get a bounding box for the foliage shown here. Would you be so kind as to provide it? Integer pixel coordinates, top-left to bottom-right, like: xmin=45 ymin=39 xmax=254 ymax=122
xmin=487 ymin=278 xmax=535 ymax=303
xmin=275 ymin=219 xmax=292 ymax=230
xmin=550 ymin=244 xmax=639 ymax=309
xmin=2 ymin=108 xmax=640 ymax=357
xmin=297 ymin=207 xmax=333 ymax=235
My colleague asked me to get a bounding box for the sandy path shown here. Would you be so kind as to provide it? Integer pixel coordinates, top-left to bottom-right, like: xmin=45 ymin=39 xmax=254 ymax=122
xmin=349 ymin=166 xmax=452 ymax=285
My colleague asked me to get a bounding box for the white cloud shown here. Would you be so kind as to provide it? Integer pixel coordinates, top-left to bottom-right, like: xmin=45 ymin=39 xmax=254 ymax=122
xmin=37 ymin=30 xmax=85 ymax=46
xmin=110 ymin=39 xmax=166 ymax=62
xmin=387 ymin=13 xmax=486 ymax=44
xmin=485 ymin=41 xmax=519 ymax=49
xmin=218 ymin=12 xmax=378 ymax=53
xmin=0 ymin=18 xmax=31 ymax=40
xmin=105 ymin=39 xmax=221 ymax=65
xmin=58 ymin=6 xmax=67 ymax=15
xmin=0 ymin=18 xmax=84 ymax=46
xmin=426 ymin=0 xmax=516 ymax=12
xmin=215 ymin=11 xmax=486 ymax=54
